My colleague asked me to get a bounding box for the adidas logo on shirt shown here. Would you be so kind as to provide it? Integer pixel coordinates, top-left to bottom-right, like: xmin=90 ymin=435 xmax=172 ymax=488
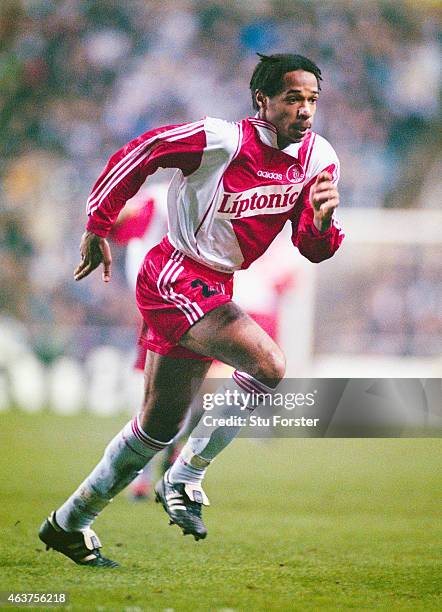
xmin=257 ymin=170 xmax=283 ymax=180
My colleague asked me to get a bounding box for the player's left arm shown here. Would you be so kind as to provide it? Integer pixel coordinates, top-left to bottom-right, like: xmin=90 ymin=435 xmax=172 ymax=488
xmin=292 ymin=171 xmax=344 ymax=263
xmin=291 ymin=141 xmax=345 ymax=263
xmin=310 ymin=171 xmax=339 ymax=232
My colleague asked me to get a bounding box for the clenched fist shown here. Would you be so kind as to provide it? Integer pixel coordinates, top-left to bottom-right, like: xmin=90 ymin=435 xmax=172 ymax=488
xmin=310 ymin=171 xmax=340 ymax=232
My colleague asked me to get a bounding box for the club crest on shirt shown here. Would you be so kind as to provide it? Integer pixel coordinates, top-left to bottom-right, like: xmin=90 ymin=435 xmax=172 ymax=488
xmin=286 ymin=162 xmax=305 ymax=184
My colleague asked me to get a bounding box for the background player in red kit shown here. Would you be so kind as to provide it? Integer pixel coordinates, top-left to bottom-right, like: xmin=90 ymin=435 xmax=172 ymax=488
xmin=39 ymin=53 xmax=344 ymax=567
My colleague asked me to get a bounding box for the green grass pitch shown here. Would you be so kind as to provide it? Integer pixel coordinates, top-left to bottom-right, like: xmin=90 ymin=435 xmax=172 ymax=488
xmin=0 ymin=412 xmax=441 ymax=611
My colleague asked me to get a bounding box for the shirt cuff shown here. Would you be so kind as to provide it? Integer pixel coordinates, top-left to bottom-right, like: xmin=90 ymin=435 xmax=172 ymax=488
xmin=86 ymin=217 xmax=110 ymax=237
xmin=309 ymin=220 xmax=334 ymax=238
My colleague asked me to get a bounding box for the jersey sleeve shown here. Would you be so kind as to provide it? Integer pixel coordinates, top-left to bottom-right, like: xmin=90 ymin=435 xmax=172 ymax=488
xmin=290 ymin=135 xmax=344 ymax=263
xmin=86 ymin=120 xmax=207 ymax=237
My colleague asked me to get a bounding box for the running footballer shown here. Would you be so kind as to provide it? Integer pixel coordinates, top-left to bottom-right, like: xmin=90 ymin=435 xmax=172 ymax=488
xmin=39 ymin=53 xmax=344 ymax=567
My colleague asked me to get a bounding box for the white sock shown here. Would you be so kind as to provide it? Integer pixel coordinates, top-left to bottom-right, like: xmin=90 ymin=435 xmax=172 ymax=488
xmin=55 ymin=416 xmax=171 ymax=531
xmin=168 ymin=371 xmax=274 ymax=486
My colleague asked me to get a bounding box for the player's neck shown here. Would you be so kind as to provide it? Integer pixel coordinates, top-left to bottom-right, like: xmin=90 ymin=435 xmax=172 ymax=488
xmin=256 ymin=112 xmax=290 ymax=150
xmin=276 ymin=135 xmax=291 ymax=150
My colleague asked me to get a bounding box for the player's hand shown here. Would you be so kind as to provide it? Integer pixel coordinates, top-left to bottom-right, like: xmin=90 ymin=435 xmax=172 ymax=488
xmin=74 ymin=231 xmax=112 ymax=282
xmin=310 ymin=171 xmax=339 ymax=232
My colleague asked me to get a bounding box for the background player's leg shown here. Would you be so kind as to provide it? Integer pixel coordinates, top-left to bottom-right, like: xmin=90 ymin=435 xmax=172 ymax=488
xmin=167 ymin=302 xmax=285 ymax=486
xmin=55 ymin=352 xmax=211 ymax=532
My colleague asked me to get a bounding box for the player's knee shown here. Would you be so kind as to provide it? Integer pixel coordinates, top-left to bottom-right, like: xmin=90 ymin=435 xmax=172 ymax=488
xmin=255 ymin=347 xmax=286 ymax=386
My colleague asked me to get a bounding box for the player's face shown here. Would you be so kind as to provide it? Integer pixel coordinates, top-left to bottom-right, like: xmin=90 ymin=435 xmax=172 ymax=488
xmin=257 ymin=70 xmax=319 ymax=148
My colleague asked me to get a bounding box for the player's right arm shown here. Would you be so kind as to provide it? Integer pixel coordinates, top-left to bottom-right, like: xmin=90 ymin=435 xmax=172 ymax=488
xmin=74 ymin=231 xmax=112 ymax=282
xmin=75 ymin=120 xmax=207 ymax=281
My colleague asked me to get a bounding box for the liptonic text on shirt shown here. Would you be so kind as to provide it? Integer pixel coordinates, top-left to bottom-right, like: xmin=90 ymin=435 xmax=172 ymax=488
xmin=216 ymin=185 xmax=302 ymax=220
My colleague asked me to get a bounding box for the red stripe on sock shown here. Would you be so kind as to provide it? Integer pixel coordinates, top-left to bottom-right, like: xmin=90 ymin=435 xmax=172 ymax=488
xmin=234 ymin=371 xmax=271 ymax=395
xmin=233 ymin=371 xmax=256 ymax=395
xmin=131 ymin=419 xmax=168 ymax=451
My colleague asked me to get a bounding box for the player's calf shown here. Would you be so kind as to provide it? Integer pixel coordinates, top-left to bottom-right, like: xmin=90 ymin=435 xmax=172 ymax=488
xmin=251 ymin=345 xmax=286 ymax=387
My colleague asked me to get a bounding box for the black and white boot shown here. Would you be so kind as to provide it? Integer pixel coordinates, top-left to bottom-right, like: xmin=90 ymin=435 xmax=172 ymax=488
xmin=154 ymin=471 xmax=209 ymax=541
xmin=38 ymin=512 xmax=118 ymax=568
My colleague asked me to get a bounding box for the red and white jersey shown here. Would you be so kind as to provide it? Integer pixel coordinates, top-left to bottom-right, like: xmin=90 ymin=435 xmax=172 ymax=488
xmin=86 ymin=116 xmax=344 ymax=272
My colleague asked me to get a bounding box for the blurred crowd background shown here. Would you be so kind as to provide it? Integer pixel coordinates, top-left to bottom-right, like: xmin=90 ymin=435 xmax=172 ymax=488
xmin=0 ymin=0 xmax=441 ymax=407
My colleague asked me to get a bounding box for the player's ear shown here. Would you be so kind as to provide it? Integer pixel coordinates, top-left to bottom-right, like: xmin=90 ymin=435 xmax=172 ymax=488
xmin=255 ymin=90 xmax=267 ymax=111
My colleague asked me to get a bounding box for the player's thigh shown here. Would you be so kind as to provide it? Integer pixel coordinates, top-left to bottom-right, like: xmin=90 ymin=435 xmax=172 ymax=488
xmin=140 ymin=350 xmax=211 ymax=432
xmin=178 ymin=301 xmax=285 ymax=383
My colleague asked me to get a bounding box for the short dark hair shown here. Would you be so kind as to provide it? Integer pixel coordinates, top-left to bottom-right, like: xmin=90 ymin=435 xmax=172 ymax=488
xmin=249 ymin=53 xmax=322 ymax=110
